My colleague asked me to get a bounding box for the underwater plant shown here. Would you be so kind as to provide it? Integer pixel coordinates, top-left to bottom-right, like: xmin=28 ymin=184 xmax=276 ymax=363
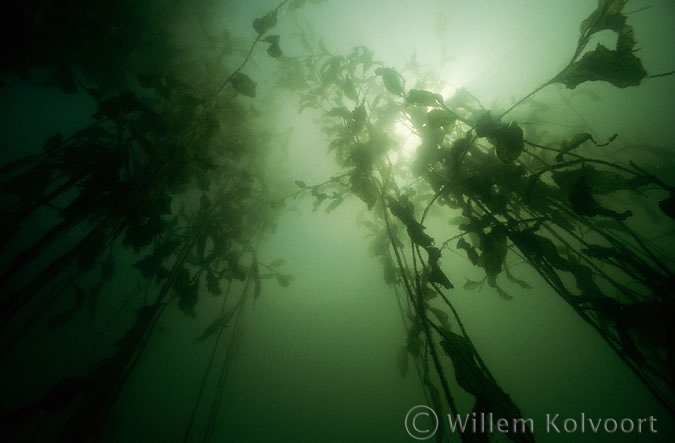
xmin=0 ymin=0 xmax=672 ymax=442
xmin=276 ymin=1 xmax=674 ymax=441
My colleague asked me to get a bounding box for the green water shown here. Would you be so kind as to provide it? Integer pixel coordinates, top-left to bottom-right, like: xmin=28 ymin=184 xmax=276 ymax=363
xmin=1 ymin=1 xmax=674 ymax=442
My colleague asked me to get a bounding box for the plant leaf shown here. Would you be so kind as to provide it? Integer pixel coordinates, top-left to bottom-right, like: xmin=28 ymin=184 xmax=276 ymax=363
xmin=555 ymin=132 xmax=594 ymax=161
xmin=429 ymin=262 xmax=453 ymax=289
xmin=448 ymin=215 xmax=470 ymax=226
xmin=263 ymin=35 xmax=282 ymax=58
xmin=406 ymin=89 xmax=443 ymax=107
xmin=428 ymin=307 xmax=450 ymax=328
xmin=438 ymin=328 xmax=533 ymax=443
xmin=193 ymin=315 xmax=228 ymax=344
xmin=342 ymin=77 xmax=358 ymax=101
xmin=457 ymin=237 xmax=480 ymax=266
xmin=231 ymin=73 xmax=257 ymax=98
xmin=479 ymin=226 xmax=508 ymax=279
xmin=270 ymin=258 xmax=285 ymax=268
xmin=493 ymin=122 xmax=524 ymax=164
xmin=253 ymin=9 xmax=278 ymax=35
xmin=325 ymin=198 xmax=341 ymax=213
xmin=580 ymin=0 xmax=628 ymax=38
xmin=495 ymin=285 xmax=514 ymax=301
xmin=375 ymin=67 xmax=405 ymax=96
xmin=206 ymin=271 xmax=222 ymax=296
xmin=463 ymin=279 xmax=481 ymax=290
xmin=505 ymin=268 xmax=531 ymax=290
xmin=554 ymin=44 xmax=646 ymax=89
xmin=276 ymin=273 xmax=293 ymax=287
xmin=426 ymin=109 xmax=456 ymax=129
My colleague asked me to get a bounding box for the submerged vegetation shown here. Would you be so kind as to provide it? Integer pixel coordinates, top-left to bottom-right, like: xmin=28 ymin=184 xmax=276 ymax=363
xmin=0 ymin=0 xmax=673 ymax=441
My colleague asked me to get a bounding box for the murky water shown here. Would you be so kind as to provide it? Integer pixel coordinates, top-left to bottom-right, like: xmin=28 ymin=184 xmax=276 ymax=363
xmin=1 ymin=1 xmax=674 ymax=442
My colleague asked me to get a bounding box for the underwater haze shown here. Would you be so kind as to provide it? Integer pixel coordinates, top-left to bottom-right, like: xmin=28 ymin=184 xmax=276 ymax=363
xmin=0 ymin=1 xmax=674 ymax=442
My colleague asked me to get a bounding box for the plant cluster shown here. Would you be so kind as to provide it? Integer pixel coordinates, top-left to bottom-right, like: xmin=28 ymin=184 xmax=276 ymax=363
xmin=278 ymin=1 xmax=674 ymax=441
xmin=0 ymin=0 xmax=672 ymax=442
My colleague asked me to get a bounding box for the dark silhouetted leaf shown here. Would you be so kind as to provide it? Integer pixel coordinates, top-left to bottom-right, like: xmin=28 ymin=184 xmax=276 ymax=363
xmin=264 ymin=34 xmax=282 ymax=58
xmin=580 ymin=0 xmax=626 ymax=34
xmin=383 ymin=255 xmax=398 ymax=285
xmin=325 ymin=198 xmax=341 ymax=213
xmin=342 ymin=77 xmax=358 ymax=101
xmin=505 ymin=268 xmax=531 ymax=290
xmin=375 ymin=67 xmax=405 ymax=96
xmin=406 ymin=319 xmax=423 ymax=357
xmin=457 ymin=238 xmax=480 ymax=266
xmin=193 ymin=316 xmax=228 ymax=344
xmin=352 ymin=174 xmax=378 ymax=210
xmin=426 ymin=109 xmax=456 ymax=128
xmin=133 ymin=255 xmax=160 ymax=278
xmin=492 ymin=122 xmax=524 ymax=164
xmin=387 ymin=196 xmax=434 ymax=248
xmin=555 ymin=132 xmax=593 ymax=161
xmin=270 ymin=258 xmax=285 ymax=268
xmin=429 ymin=262 xmax=453 ymax=289
xmin=231 ymin=73 xmax=256 ymax=98
xmin=659 ymin=193 xmax=675 ymax=220
xmin=463 ymin=279 xmax=481 ymax=290
xmin=582 ymin=245 xmax=619 ymax=261
xmin=448 ymin=215 xmax=470 ymax=226
xmin=319 ymin=55 xmax=345 ymax=87
xmin=479 ymin=226 xmax=507 ymax=279
xmin=179 ymin=282 xmax=199 ymax=317
xmin=552 ymin=165 xmax=638 ymax=196
xmin=554 ymin=44 xmax=646 ymax=89
xmin=406 ymin=89 xmax=443 ymax=107
xmin=438 ymin=328 xmax=534 ymax=443
xmin=474 ymin=111 xmax=499 ymax=137
xmin=253 ymin=9 xmax=278 ymax=35
xmin=495 ymin=285 xmax=514 ymax=301
xmin=276 ymin=273 xmax=293 ymax=287
xmin=327 ymin=107 xmax=352 ymax=120
xmin=206 ymin=271 xmax=222 ymax=296
xmin=510 ymin=228 xmax=569 ymax=272
xmin=569 ymin=175 xmax=599 ymax=216
xmin=428 ymin=307 xmax=450 ymax=327
xmin=438 ymin=328 xmax=481 ymax=393
xmin=124 ymin=215 xmax=164 ymax=252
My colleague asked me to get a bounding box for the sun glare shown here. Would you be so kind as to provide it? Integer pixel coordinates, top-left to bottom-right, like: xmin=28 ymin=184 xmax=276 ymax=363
xmin=393 ymin=121 xmax=420 ymax=158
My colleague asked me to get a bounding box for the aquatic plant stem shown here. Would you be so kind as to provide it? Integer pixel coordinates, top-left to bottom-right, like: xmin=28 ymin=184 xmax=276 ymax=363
xmin=203 ymin=0 xmax=290 ymax=113
xmin=500 ymin=78 xmax=554 ymax=120
xmin=203 ymin=33 xmax=263 ymax=112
